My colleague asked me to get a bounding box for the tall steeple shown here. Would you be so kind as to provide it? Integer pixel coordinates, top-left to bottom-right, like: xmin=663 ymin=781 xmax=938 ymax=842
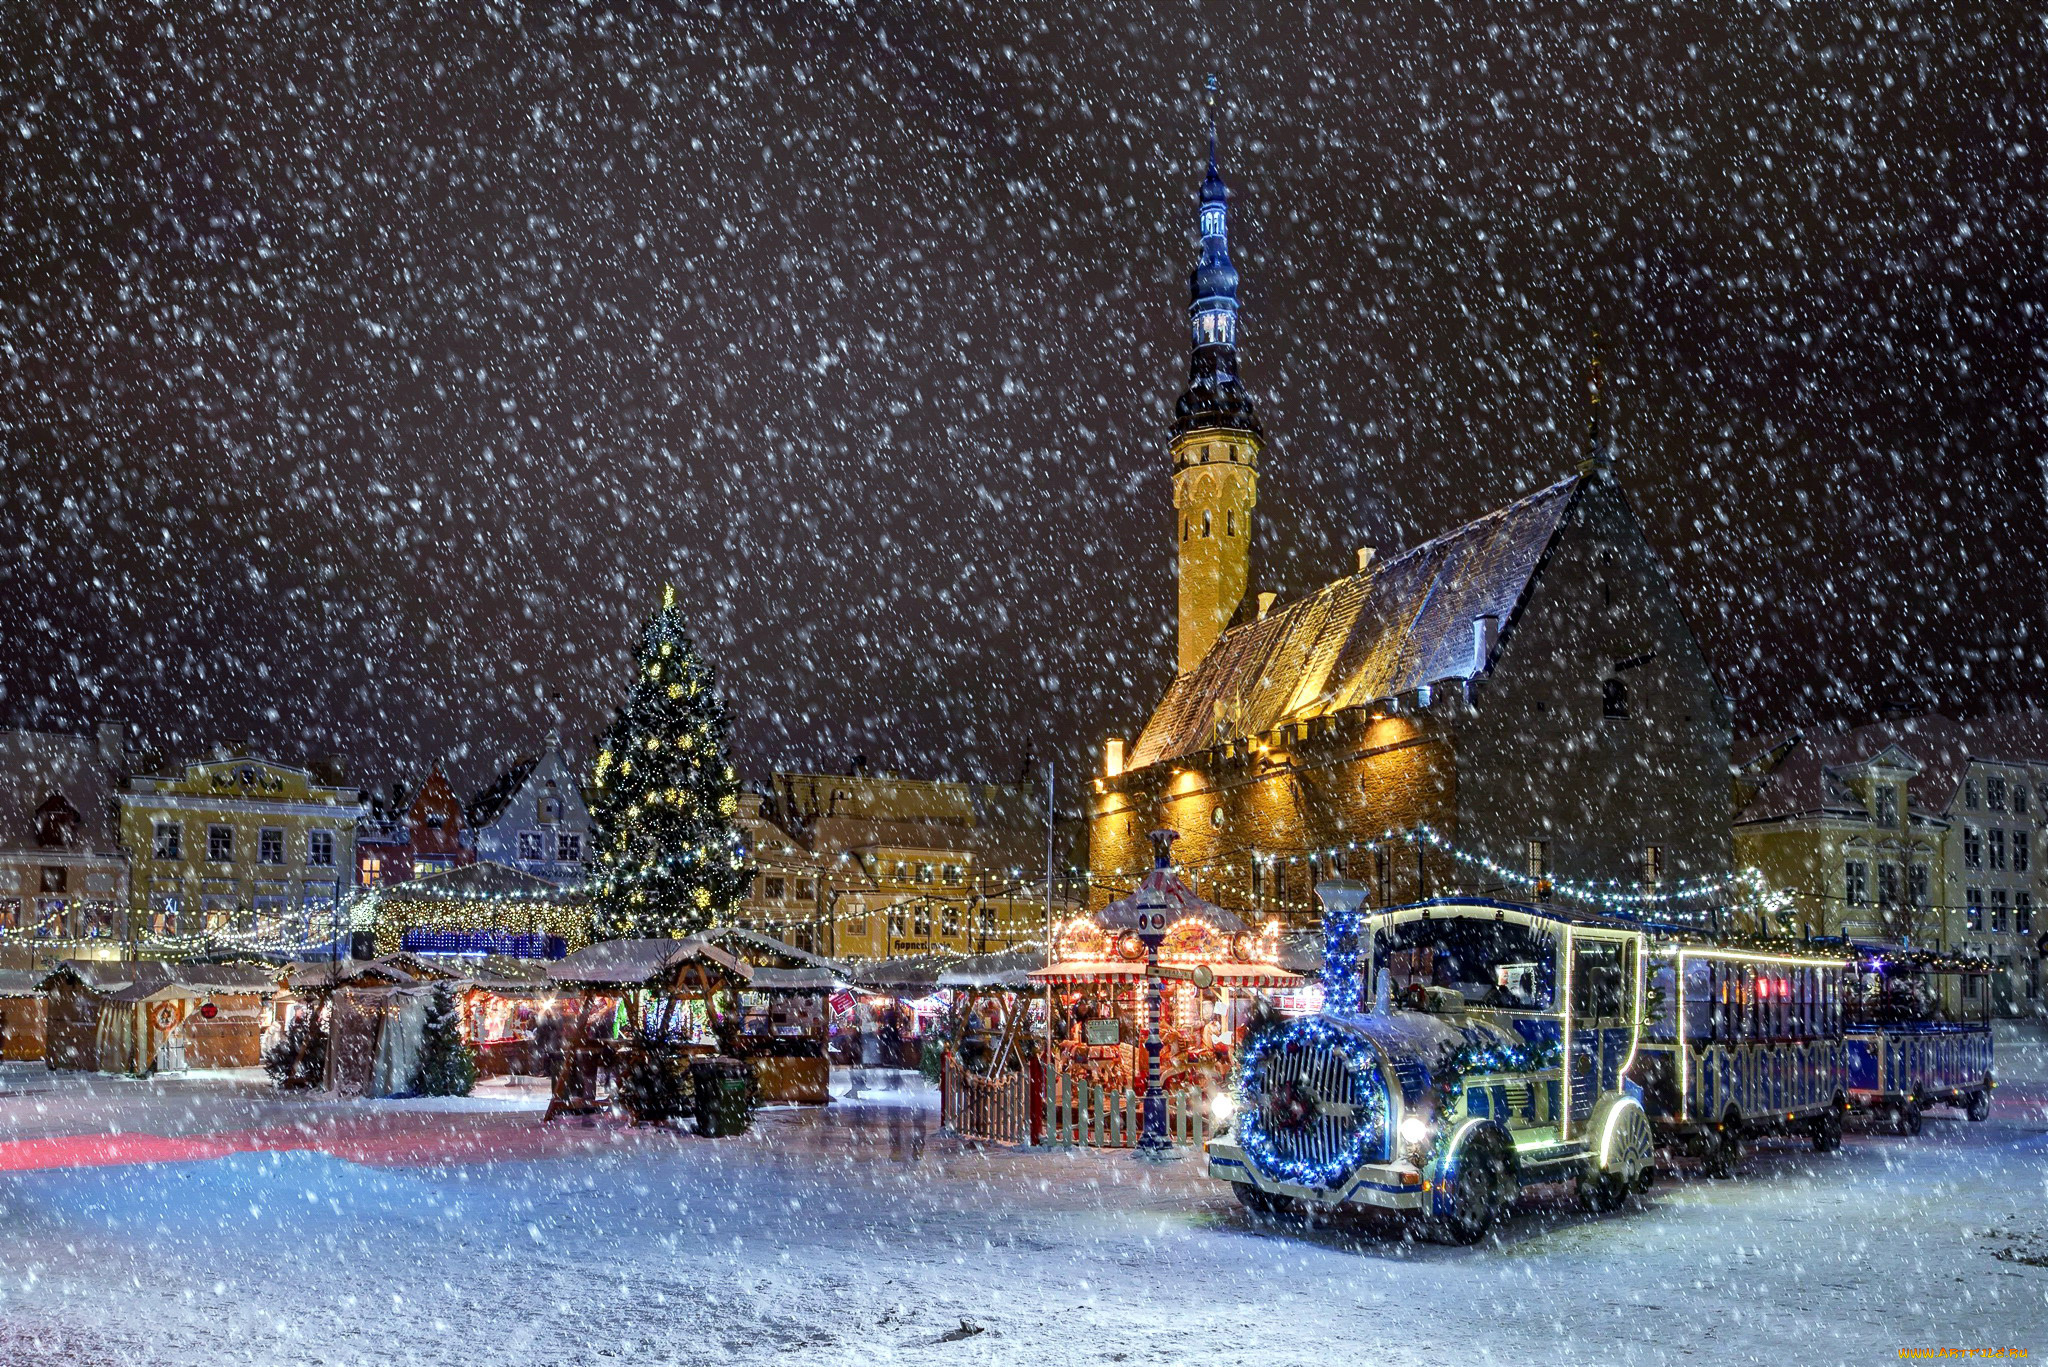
xmin=1171 ymin=74 xmax=1265 ymax=674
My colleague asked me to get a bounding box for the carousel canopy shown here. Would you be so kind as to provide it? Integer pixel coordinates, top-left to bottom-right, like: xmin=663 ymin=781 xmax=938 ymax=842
xmin=1031 ymin=832 xmax=1301 ymax=990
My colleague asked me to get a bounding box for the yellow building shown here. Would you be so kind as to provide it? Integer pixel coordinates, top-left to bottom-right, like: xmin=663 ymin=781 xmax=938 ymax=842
xmin=1735 ymin=712 xmax=2048 ymax=1018
xmin=732 ymin=772 xmax=1079 ymax=960
xmin=118 ymin=749 xmax=366 ymax=953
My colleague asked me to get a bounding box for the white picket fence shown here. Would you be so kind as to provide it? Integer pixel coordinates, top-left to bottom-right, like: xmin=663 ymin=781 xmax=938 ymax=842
xmin=1050 ymin=1073 xmax=1213 ymax=1149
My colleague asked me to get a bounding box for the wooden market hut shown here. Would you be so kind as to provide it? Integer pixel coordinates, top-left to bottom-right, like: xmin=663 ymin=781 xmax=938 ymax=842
xmin=840 ymin=952 xmax=956 ymax=1070
xmin=544 ymin=932 xmax=840 ymax=1118
xmin=935 ymin=946 xmax=1047 ymax=1075
xmin=0 ymin=969 xmax=47 ymax=1062
xmin=448 ymin=955 xmax=572 ymax=1079
xmin=44 ymin=960 xmax=274 ymax=1075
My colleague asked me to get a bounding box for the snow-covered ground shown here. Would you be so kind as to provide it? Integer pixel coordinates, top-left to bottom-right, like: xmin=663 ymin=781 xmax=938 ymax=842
xmin=0 ymin=1053 xmax=2043 ymax=1367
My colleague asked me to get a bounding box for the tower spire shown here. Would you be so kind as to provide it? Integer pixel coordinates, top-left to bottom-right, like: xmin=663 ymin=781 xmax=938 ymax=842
xmin=1169 ymin=75 xmax=1265 ymax=674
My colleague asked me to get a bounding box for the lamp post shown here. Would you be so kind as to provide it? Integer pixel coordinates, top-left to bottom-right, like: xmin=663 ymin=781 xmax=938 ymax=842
xmin=1135 ymin=829 xmax=1178 ymax=1156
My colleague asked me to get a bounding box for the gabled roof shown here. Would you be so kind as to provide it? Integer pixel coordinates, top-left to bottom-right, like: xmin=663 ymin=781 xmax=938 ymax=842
xmin=0 ymin=729 xmax=121 ymax=853
xmin=1128 ymin=473 xmax=1582 ymax=769
xmin=1736 ymin=711 xmax=2048 ymax=824
xmin=464 ymin=757 xmax=540 ymax=829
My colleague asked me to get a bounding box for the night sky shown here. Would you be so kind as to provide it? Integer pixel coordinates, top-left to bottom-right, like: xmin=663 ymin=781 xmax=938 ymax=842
xmin=3 ymin=1 xmax=2043 ymax=796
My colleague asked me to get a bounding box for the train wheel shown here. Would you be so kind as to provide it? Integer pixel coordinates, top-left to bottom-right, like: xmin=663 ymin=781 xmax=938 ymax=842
xmin=1810 ymin=1107 xmax=1842 ymax=1154
xmin=1703 ymin=1112 xmax=1743 ymax=1179
xmin=1579 ymin=1168 xmax=1628 ymax=1213
xmin=1900 ymin=1101 xmax=1922 ymax=1137
xmin=1233 ymin=1182 xmax=1298 ymax=1220
xmin=1427 ymin=1128 xmax=1513 ymax=1244
xmin=1966 ymin=1091 xmax=1990 ymax=1123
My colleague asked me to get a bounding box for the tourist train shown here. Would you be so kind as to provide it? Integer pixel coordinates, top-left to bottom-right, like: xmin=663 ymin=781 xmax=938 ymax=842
xmin=1206 ymin=882 xmax=1995 ymax=1241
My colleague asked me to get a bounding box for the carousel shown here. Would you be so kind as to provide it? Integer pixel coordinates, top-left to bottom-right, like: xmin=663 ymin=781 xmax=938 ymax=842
xmin=1031 ymin=831 xmax=1300 ymax=1106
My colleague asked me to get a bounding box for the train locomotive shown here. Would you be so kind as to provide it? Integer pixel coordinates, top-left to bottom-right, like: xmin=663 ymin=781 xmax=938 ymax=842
xmin=1208 ymin=882 xmax=1991 ymax=1239
xmin=1207 ymin=883 xmax=1656 ymax=1242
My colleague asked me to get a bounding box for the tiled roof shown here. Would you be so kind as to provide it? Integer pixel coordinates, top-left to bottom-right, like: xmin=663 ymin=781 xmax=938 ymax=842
xmin=1736 ymin=711 xmax=2048 ymax=824
xmin=464 ymin=756 xmax=539 ymax=829
xmin=1128 ymin=474 xmax=1582 ymax=769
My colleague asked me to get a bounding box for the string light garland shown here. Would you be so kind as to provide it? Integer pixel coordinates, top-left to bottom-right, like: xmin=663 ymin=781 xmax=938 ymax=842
xmin=1234 ymin=1015 xmax=1389 ymax=1189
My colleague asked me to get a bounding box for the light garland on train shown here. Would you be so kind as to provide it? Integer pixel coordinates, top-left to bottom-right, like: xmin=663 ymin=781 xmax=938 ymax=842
xmin=1234 ymin=1016 xmax=1389 ymax=1189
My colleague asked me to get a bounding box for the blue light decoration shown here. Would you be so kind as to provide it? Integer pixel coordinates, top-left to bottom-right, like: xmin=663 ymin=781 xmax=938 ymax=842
xmin=1321 ymin=900 xmax=1364 ymax=1014
xmin=400 ymin=929 xmax=567 ymax=959
xmin=1235 ymin=1016 xmax=1389 ymax=1189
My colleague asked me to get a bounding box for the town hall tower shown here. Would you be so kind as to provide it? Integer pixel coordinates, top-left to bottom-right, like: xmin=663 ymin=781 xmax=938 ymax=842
xmin=1171 ymin=80 xmax=1264 ymax=674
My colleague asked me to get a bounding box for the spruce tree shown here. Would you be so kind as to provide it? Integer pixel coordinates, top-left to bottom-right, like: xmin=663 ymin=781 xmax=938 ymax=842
xmin=410 ymin=983 xmax=478 ymax=1097
xmin=589 ymin=587 xmax=751 ymax=939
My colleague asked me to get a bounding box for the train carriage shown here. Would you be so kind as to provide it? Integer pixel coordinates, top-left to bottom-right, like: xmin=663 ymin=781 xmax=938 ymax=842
xmin=1207 ymin=886 xmax=1656 ymax=1242
xmin=1629 ymin=940 xmax=1851 ymax=1173
xmin=1838 ymin=944 xmax=1994 ymax=1132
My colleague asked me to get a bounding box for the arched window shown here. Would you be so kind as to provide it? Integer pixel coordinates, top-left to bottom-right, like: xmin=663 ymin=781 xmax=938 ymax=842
xmin=1602 ymin=678 xmax=1630 ymax=718
xmin=1202 ymin=510 xmax=1213 ymax=538
xmin=1226 ymin=512 xmax=1237 ymax=536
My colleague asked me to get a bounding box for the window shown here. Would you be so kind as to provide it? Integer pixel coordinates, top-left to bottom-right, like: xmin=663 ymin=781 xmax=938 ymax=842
xmin=2016 ymin=830 xmax=2030 ymax=874
xmin=556 ymin=832 xmax=582 ymax=863
xmin=942 ymin=903 xmax=961 ymax=936
xmin=517 ymin=831 xmax=545 ymax=862
xmin=35 ymin=898 xmax=66 ymax=937
xmin=361 ymin=855 xmax=384 ymax=886
xmin=259 ymin=828 xmax=285 ymax=865
xmin=1966 ymin=888 xmax=1983 ymax=932
xmin=153 ymin=823 xmax=182 ymax=860
xmin=2019 ymin=893 xmax=2034 ymax=935
xmin=1964 ymin=826 xmax=1982 ymax=869
xmin=1226 ymin=512 xmax=1237 ymax=537
xmin=0 ymin=899 xmax=18 ymax=930
xmin=912 ymin=903 xmax=932 ymax=937
xmin=765 ymin=876 xmax=786 ymax=902
xmin=1965 ymin=779 xmax=1981 ymax=810
xmin=887 ymin=904 xmax=906 ymax=936
xmin=1988 ymin=776 xmax=2008 ymax=811
xmin=1602 ymin=678 xmax=1630 ymax=718
xmin=254 ymin=895 xmax=289 ymax=941
xmin=794 ymin=878 xmax=814 ymax=902
xmin=1201 ymin=510 xmax=1212 ymax=538
xmin=917 ymin=863 xmax=934 ymax=884
xmin=39 ymin=866 xmax=66 ymax=894
xmin=1877 ymin=863 xmax=1900 ymax=909
xmin=1526 ymin=839 xmax=1551 ymax=880
xmin=307 ymin=830 xmax=335 ymax=867
xmin=1643 ymin=845 xmax=1665 ymax=886
xmin=1990 ymin=828 xmax=2007 ymax=871
xmin=1910 ymin=863 xmax=1930 ymax=907
xmin=1991 ymin=889 xmax=2008 ymax=933
xmin=2017 ymin=784 xmax=2031 ymax=815
xmin=202 ymin=895 xmax=235 ymax=933
xmin=1844 ymin=860 xmax=1869 ymax=906
xmin=148 ymin=893 xmax=181 ymax=937
xmin=1875 ymin=788 xmax=1898 ymax=828
xmin=208 ymin=826 xmax=234 ymax=862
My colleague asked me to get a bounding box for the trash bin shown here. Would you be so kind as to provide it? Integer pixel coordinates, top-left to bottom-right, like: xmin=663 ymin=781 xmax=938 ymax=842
xmin=691 ymin=1057 xmax=757 ymax=1137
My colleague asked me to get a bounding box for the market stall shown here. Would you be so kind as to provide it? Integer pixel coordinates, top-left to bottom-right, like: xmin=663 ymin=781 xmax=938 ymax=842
xmin=934 ymin=946 xmax=1048 ymax=1144
xmin=44 ymin=960 xmax=274 ymax=1075
xmin=839 ymin=953 xmax=955 ymax=1070
xmin=0 ymin=969 xmax=46 ymax=1062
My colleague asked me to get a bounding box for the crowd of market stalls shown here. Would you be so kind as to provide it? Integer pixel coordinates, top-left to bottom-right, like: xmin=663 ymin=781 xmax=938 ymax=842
xmin=0 ymin=874 xmax=1325 ymax=1144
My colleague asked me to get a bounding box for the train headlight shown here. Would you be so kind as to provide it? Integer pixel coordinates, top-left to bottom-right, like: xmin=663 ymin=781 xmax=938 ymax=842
xmin=1398 ymin=1114 xmax=1431 ymax=1149
xmin=1209 ymin=1092 xmax=1237 ymax=1124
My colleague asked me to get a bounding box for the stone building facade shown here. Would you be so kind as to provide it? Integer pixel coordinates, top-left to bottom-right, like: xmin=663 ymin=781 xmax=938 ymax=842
xmin=1090 ymin=120 xmax=1732 ymax=927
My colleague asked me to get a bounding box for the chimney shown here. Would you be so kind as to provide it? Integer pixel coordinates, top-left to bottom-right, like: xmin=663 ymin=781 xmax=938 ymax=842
xmin=1355 ymin=547 xmax=1375 ymax=574
xmin=95 ymin=721 xmax=126 ymax=769
xmin=1472 ymin=614 xmax=1501 ymax=676
xmin=1103 ymin=736 xmax=1126 ymax=779
xmin=1257 ymin=592 xmax=1278 ymax=620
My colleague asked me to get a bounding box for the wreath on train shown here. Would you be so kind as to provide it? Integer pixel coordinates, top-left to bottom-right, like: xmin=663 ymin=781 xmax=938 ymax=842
xmin=1427 ymin=1036 xmax=1562 ymax=1112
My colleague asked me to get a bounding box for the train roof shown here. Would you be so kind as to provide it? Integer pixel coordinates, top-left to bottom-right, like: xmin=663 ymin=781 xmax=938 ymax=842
xmin=1369 ymin=897 xmax=1645 ymax=932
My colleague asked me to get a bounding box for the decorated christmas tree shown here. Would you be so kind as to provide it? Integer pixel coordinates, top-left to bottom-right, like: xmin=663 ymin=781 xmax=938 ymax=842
xmin=410 ymin=982 xmax=478 ymax=1097
xmin=589 ymin=586 xmax=751 ymax=939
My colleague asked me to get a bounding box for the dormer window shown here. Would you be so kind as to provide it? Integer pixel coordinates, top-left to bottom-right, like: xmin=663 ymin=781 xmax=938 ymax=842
xmin=1988 ymin=775 xmax=2008 ymax=811
xmin=34 ymin=794 xmax=81 ymax=849
xmin=1875 ymin=788 xmax=1898 ymax=828
xmin=1602 ymin=678 xmax=1630 ymax=719
xmin=1965 ymin=778 xmax=1981 ymax=810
